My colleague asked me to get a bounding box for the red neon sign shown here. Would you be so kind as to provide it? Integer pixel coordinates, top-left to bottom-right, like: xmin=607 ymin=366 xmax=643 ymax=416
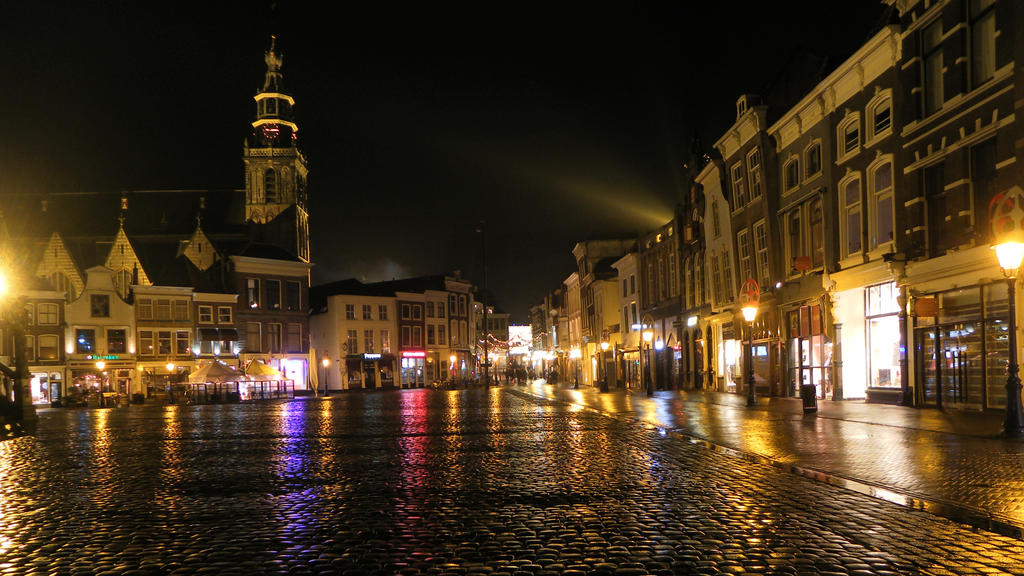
xmin=402 ymin=350 xmax=426 ymax=358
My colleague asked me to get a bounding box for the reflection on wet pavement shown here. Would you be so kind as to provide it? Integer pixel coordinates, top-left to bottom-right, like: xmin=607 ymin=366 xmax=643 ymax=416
xmin=0 ymin=389 xmax=1021 ymax=574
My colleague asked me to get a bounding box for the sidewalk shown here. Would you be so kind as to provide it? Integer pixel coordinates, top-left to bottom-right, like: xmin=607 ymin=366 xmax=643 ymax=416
xmin=518 ymin=380 xmax=1024 ymax=538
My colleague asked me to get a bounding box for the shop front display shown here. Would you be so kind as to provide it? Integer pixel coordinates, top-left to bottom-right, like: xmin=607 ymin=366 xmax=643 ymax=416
xmin=401 ymin=350 xmax=425 ymax=387
xmin=786 ymin=304 xmax=832 ymax=399
xmin=914 ymin=282 xmax=1007 ymax=410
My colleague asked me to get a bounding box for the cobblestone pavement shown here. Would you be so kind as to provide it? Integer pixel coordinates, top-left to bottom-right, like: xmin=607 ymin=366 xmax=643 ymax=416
xmin=3 ymin=389 xmax=1024 ymax=575
xmin=521 ymin=383 xmax=1024 ymax=536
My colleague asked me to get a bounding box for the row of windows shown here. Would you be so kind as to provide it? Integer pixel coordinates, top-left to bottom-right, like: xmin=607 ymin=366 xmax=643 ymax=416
xmin=732 ymin=147 xmax=763 ymax=210
xmin=346 ymin=304 xmax=390 ymax=321
xmin=246 ymin=279 xmax=302 ymax=311
xmin=73 ymin=328 xmax=127 ymax=355
xmin=733 ymin=221 xmax=771 ymax=290
xmin=245 ymin=322 xmax=303 ymax=354
xmin=21 ymin=302 xmax=60 ymax=325
xmin=837 ymin=159 xmax=895 ymax=259
xmin=14 ymin=334 xmax=60 ymax=362
xmin=620 ymin=274 xmax=637 ymax=298
xmin=136 ymin=298 xmax=191 ymax=321
xmin=198 ymin=305 xmax=233 ymax=324
xmin=346 ymin=329 xmax=391 ymax=355
xmin=921 ymin=0 xmax=996 ymax=118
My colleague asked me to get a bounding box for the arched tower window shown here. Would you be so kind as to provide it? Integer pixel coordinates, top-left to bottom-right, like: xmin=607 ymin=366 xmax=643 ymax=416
xmin=265 ymin=169 xmax=278 ymax=203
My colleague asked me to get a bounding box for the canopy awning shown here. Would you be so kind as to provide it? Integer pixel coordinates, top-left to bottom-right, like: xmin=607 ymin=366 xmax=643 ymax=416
xmin=189 ymin=360 xmax=243 ymax=383
xmin=199 ymin=328 xmax=220 ymax=342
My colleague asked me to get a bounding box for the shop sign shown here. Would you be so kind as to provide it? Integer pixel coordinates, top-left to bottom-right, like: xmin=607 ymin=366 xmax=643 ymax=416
xmin=86 ymin=354 xmax=120 ymax=360
xmin=721 ymin=322 xmax=735 ymax=340
xmin=363 ymin=353 xmax=382 ymax=360
xmin=793 ymin=256 xmax=812 ymax=272
xmin=402 ymin=350 xmax=426 ymax=358
xmin=915 ymin=297 xmax=938 ymax=317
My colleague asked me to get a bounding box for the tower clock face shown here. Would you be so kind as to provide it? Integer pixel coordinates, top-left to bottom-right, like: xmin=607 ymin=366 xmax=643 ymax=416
xmin=261 ymin=123 xmax=280 ymax=142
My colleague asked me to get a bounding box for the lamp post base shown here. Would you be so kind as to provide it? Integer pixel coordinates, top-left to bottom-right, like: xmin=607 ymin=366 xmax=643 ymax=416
xmin=1004 ymin=372 xmax=1024 ymax=438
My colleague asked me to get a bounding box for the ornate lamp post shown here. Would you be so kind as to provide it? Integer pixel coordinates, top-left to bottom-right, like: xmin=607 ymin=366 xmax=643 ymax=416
xmin=991 ymin=186 xmax=1024 ymax=437
xmin=642 ymin=326 xmax=655 ymax=397
xmin=599 ymin=340 xmax=610 ymax=392
xmin=320 ymin=357 xmax=330 ymax=396
xmin=0 ymin=268 xmax=35 ymax=433
xmin=740 ymin=278 xmax=760 ymax=407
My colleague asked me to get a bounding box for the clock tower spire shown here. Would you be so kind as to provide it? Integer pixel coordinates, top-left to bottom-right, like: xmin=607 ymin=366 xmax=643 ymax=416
xmin=243 ymin=36 xmax=310 ymax=262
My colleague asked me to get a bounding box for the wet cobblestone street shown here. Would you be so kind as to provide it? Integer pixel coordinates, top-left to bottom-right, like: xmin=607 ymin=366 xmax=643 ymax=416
xmin=3 ymin=388 xmax=1024 ymax=575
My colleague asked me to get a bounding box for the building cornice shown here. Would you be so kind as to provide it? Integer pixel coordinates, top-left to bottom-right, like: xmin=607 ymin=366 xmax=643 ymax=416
xmin=230 ymin=255 xmax=311 ymax=276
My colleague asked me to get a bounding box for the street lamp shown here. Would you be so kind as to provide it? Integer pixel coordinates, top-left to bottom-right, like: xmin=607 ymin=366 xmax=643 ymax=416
xmin=990 ymin=186 xmax=1024 ymax=437
xmin=739 ymin=277 xmax=761 ymax=407
xmin=599 ymin=341 xmax=610 ymax=392
xmin=0 ymin=268 xmax=35 ymax=432
xmin=642 ymin=327 xmax=654 ymax=397
xmin=320 ymin=357 xmax=330 ymax=397
xmin=995 ymin=240 xmax=1024 ymax=437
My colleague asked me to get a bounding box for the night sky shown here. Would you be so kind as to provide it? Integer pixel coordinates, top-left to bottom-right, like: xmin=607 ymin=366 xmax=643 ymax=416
xmin=1 ymin=2 xmax=888 ymax=319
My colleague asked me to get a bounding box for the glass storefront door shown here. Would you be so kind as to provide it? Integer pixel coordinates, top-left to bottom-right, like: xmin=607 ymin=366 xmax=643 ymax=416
xmin=915 ymin=282 xmax=1007 ymax=410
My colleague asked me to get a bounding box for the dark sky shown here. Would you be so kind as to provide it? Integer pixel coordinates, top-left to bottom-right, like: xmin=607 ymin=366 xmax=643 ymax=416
xmin=0 ymin=2 xmax=888 ymax=320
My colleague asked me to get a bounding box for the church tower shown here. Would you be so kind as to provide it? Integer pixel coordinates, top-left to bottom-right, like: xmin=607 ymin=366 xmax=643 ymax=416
xmin=243 ymin=36 xmax=310 ymax=262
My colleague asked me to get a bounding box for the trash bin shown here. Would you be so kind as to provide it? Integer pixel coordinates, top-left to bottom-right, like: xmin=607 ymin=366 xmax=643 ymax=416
xmin=800 ymin=383 xmax=818 ymax=413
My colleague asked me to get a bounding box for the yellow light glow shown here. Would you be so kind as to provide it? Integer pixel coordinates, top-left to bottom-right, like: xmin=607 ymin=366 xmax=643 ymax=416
xmin=600 ymin=341 xmax=609 ymax=351
xmin=742 ymin=305 xmax=758 ymax=323
xmin=166 ymin=362 xmax=175 ymax=372
xmin=569 ymin=348 xmax=581 ymax=359
xmin=0 ymin=270 xmax=8 ymax=298
xmin=449 ymin=355 xmax=457 ymax=364
xmin=322 ymin=358 xmax=330 ymax=367
xmin=642 ymin=329 xmax=654 ymax=343
xmin=95 ymin=361 xmax=105 ymax=371
xmin=994 ymin=242 xmax=1024 ymax=273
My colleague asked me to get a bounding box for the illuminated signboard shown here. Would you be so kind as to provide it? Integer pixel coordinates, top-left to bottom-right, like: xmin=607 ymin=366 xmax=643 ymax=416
xmin=86 ymin=355 xmax=120 ymax=360
xmin=508 ymin=325 xmax=532 ymax=356
xmin=363 ymin=353 xmax=382 ymax=360
xmin=402 ymin=351 xmax=426 ymax=358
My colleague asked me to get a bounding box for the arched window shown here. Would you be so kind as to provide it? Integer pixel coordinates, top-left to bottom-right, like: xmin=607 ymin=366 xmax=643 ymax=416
xmin=837 ymin=113 xmax=861 ymax=161
xmin=264 ymin=169 xmax=278 ymax=203
xmin=809 ymin=197 xmax=824 ymax=268
xmin=841 ymin=175 xmax=863 ymax=258
xmin=866 ymin=91 xmax=893 ymax=143
xmin=870 ymin=160 xmax=895 ymax=250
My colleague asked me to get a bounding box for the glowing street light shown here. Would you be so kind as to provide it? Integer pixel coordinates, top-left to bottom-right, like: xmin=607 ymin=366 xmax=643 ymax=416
xmin=740 ymin=278 xmax=760 ymax=407
xmin=570 ymin=347 xmax=582 ymax=389
xmin=642 ymin=321 xmax=655 ymax=397
xmin=599 ymin=340 xmax=610 ymax=393
xmin=991 ymin=185 xmax=1024 ymax=437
